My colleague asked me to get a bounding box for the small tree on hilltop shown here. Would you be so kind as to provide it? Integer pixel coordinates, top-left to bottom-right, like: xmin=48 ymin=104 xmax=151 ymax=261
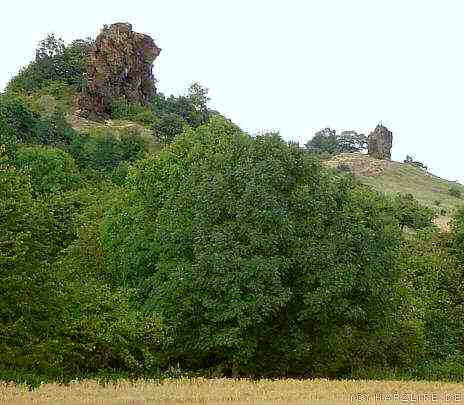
xmin=404 ymin=155 xmax=428 ymax=171
xmin=305 ymin=128 xmax=367 ymax=155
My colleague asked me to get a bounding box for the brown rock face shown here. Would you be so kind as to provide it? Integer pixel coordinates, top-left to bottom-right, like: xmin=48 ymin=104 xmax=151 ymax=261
xmin=367 ymin=124 xmax=393 ymax=160
xmin=78 ymin=23 xmax=161 ymax=120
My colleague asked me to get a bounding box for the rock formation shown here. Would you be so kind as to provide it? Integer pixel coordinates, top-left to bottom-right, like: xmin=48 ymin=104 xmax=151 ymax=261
xmin=367 ymin=124 xmax=393 ymax=160
xmin=78 ymin=23 xmax=161 ymax=120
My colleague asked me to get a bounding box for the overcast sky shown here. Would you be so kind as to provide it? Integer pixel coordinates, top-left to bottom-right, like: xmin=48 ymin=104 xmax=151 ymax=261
xmin=1 ymin=0 xmax=462 ymax=183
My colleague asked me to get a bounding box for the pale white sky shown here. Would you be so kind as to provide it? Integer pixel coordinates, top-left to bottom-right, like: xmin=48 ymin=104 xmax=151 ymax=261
xmin=1 ymin=0 xmax=463 ymax=183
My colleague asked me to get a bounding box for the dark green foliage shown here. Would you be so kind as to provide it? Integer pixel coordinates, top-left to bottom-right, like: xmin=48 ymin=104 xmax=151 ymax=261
xmin=306 ymin=128 xmax=367 ymax=155
xmin=306 ymin=127 xmax=338 ymax=154
xmin=152 ymin=83 xmax=211 ymax=128
xmin=390 ymin=193 xmax=436 ymax=230
xmin=0 ymin=93 xmax=76 ymax=148
xmin=0 ymin=95 xmax=40 ymax=146
xmin=69 ymin=129 xmax=145 ymax=172
xmin=12 ymin=146 xmax=81 ymax=195
xmin=450 ymin=208 xmax=464 ymax=261
xmin=399 ymin=231 xmax=464 ymax=360
xmin=6 ymin=34 xmax=93 ymax=94
xmin=153 ymin=113 xmax=186 ymax=145
xmin=99 ymin=116 xmax=420 ymax=376
xmin=337 ymin=130 xmax=368 ymax=153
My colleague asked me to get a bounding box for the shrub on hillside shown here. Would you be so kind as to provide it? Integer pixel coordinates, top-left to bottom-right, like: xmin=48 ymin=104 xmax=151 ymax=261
xmin=391 ymin=193 xmax=436 ymax=230
xmin=69 ymin=128 xmax=145 ymax=172
xmin=12 ymin=146 xmax=81 ymax=195
xmin=0 ymin=93 xmax=76 ymax=148
xmin=0 ymin=95 xmax=40 ymax=146
xmin=98 ymin=116 xmax=421 ymax=376
xmin=449 ymin=186 xmax=462 ymax=199
xmin=336 ymin=163 xmax=352 ymax=173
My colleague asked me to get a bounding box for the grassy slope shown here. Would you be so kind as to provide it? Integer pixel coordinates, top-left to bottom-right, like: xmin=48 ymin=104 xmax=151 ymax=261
xmin=325 ymin=153 xmax=464 ymax=230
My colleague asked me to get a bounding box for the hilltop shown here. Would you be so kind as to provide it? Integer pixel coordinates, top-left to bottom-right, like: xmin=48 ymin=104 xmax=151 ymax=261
xmin=325 ymin=152 xmax=464 ymax=230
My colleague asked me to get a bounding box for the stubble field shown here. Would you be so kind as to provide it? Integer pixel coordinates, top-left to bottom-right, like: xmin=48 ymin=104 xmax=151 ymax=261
xmin=2 ymin=377 xmax=464 ymax=404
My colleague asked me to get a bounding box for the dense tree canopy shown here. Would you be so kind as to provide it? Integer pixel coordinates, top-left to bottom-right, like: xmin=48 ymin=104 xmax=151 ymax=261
xmin=98 ymin=117 xmax=421 ymax=375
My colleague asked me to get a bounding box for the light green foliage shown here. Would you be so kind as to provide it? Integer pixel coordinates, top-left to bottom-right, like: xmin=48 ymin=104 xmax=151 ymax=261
xmin=0 ymin=166 xmax=162 ymax=378
xmin=13 ymin=146 xmax=81 ymax=195
xmin=110 ymin=98 xmax=158 ymax=126
xmin=100 ymin=116 xmax=418 ymax=376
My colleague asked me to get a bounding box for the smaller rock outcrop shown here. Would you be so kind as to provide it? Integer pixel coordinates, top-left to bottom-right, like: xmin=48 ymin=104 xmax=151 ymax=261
xmin=368 ymin=124 xmax=393 ymax=160
xmin=78 ymin=22 xmax=161 ymax=120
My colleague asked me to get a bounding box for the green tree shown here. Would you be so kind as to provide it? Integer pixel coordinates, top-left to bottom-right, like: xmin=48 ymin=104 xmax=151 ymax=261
xmin=306 ymin=128 xmax=367 ymax=155
xmin=337 ymin=130 xmax=367 ymax=153
xmin=6 ymin=34 xmax=93 ymax=94
xmin=404 ymin=155 xmax=428 ymax=171
xmin=305 ymin=127 xmax=339 ymax=154
xmin=99 ymin=116 xmax=421 ymax=376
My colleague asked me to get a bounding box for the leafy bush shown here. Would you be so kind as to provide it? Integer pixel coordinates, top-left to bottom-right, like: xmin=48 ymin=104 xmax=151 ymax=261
xmin=69 ymin=128 xmax=145 ymax=172
xmin=0 ymin=166 xmax=163 ymax=378
xmin=0 ymin=94 xmax=41 ymax=146
xmin=0 ymin=93 xmax=76 ymax=148
xmin=152 ymin=83 xmax=211 ymax=128
xmin=98 ymin=116 xmax=421 ymax=376
xmin=152 ymin=113 xmax=186 ymax=145
xmin=12 ymin=146 xmax=81 ymax=195
xmin=110 ymin=98 xmax=158 ymax=126
xmin=391 ymin=193 xmax=436 ymax=230
xmin=449 ymin=186 xmax=462 ymax=199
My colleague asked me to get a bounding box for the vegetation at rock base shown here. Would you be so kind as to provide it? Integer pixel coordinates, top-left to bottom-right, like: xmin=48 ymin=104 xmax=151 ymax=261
xmin=1 ymin=28 xmax=464 ymax=391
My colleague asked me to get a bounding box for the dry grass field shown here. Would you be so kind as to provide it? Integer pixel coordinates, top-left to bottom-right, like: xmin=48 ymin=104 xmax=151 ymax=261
xmin=3 ymin=377 xmax=464 ymax=404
